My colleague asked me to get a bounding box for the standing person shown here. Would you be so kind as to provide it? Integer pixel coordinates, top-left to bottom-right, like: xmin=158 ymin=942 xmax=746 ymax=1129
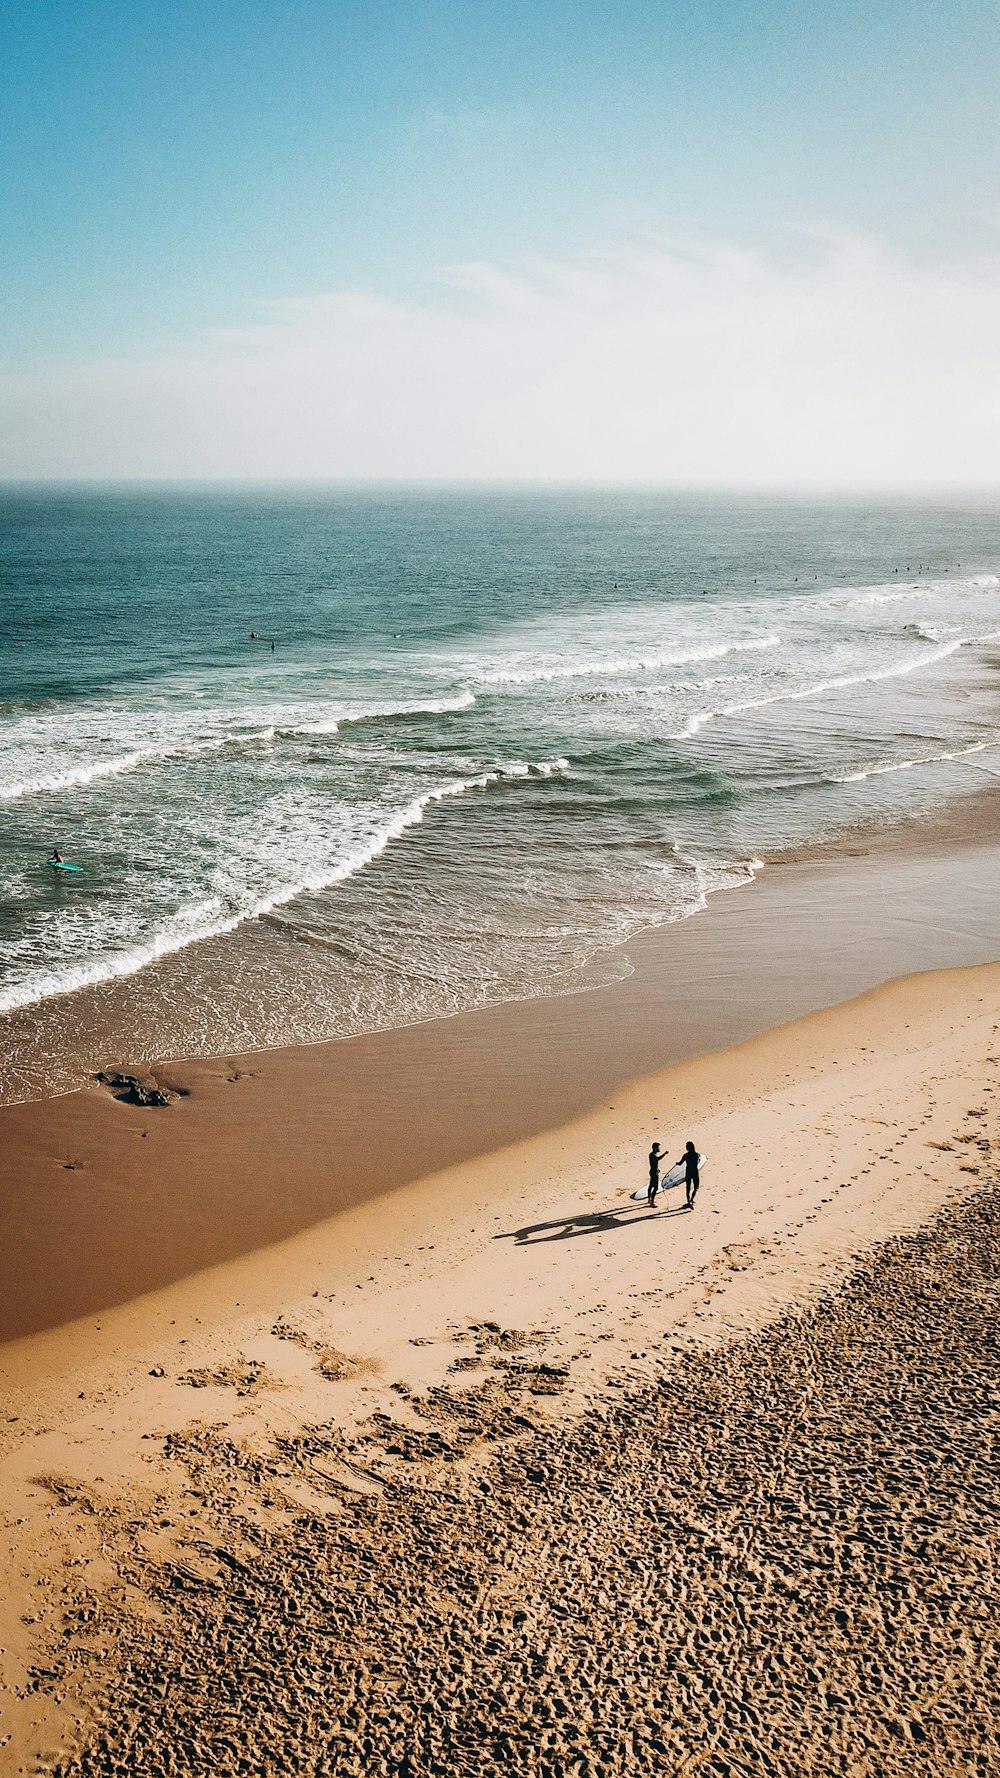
xmin=647 ymin=1141 xmax=666 ymax=1207
xmin=677 ymin=1140 xmax=700 ymax=1209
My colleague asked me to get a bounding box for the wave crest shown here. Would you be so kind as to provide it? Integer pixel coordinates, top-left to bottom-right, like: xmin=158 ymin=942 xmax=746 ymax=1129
xmin=0 ymin=756 xmax=566 ymax=1015
xmin=471 ymin=636 xmax=782 ymax=688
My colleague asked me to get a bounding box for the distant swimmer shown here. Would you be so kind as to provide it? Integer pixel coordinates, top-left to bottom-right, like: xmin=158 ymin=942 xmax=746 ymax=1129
xmin=675 ymin=1140 xmax=701 ymax=1209
xmin=250 ymin=631 xmax=257 ymax=639
xmin=271 ymin=640 xmax=275 ymax=651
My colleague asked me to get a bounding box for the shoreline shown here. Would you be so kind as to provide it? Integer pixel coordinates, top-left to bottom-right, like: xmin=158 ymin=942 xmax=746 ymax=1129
xmin=2 ymin=746 xmax=1000 ymax=1112
xmin=1 ymin=787 xmax=999 ymax=1342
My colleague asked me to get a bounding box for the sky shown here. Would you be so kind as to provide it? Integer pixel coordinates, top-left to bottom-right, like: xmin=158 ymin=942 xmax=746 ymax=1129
xmin=2 ymin=0 xmax=999 ymax=483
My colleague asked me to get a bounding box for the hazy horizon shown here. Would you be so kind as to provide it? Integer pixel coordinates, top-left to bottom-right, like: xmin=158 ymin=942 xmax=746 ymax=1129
xmin=4 ymin=480 xmax=1000 ymax=497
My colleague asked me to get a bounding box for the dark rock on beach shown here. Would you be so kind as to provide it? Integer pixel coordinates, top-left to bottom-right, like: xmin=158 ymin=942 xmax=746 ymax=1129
xmin=94 ymin=1070 xmax=175 ymax=1108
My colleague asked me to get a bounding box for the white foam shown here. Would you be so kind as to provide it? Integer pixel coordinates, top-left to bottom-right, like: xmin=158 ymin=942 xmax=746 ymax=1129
xmin=650 ymin=849 xmax=766 ymax=923
xmin=0 ymin=757 xmax=559 ymax=1015
xmin=572 ymin=670 xmax=753 ymax=703
xmin=0 ymin=693 xmax=478 ymax=804
xmin=471 ymin=635 xmax=782 ymax=688
xmin=0 ymin=735 xmax=229 ymax=803
xmin=823 ymin=738 xmax=998 ymax=784
xmin=811 ymin=573 xmax=1000 ymax=611
xmin=846 ymin=587 xmax=926 ymax=607
xmin=287 ymin=690 xmax=476 ymax=736
xmin=673 ymin=640 xmax=966 ymax=742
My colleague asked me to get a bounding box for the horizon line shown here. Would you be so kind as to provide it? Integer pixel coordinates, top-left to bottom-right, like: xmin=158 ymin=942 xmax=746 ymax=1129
xmin=2 ymin=476 xmax=1000 ymax=498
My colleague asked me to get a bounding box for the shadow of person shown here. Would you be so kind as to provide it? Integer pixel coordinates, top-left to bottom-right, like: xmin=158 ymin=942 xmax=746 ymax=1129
xmin=495 ymin=1202 xmax=689 ymax=1245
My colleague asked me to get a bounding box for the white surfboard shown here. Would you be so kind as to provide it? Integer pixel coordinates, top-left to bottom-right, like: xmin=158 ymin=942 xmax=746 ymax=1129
xmin=632 ymin=1154 xmax=706 ymax=1202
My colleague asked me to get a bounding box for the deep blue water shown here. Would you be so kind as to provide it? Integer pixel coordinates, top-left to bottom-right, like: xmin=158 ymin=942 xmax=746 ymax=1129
xmin=2 ymin=486 xmax=999 ymax=1092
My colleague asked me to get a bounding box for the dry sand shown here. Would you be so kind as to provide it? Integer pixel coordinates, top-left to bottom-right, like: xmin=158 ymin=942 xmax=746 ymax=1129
xmin=1 ymin=955 xmax=998 ymax=1775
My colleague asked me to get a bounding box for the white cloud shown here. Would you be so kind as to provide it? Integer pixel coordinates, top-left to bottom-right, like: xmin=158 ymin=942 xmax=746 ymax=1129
xmin=3 ymin=233 xmax=1000 ymax=482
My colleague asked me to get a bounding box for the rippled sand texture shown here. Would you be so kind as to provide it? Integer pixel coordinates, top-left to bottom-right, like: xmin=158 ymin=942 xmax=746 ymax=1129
xmin=29 ymin=1177 xmax=998 ymax=1778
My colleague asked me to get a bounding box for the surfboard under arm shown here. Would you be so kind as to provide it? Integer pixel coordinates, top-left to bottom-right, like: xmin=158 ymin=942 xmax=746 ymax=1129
xmin=632 ymin=1154 xmax=706 ymax=1202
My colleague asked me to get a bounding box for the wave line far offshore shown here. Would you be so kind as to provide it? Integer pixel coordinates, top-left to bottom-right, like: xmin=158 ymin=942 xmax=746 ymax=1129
xmin=471 ymin=636 xmax=782 ymax=688
xmin=808 ymin=573 xmax=1000 ymax=611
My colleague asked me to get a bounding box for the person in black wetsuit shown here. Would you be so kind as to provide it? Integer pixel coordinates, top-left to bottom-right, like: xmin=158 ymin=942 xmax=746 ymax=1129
xmin=647 ymin=1142 xmax=667 ymax=1207
xmin=676 ymin=1140 xmax=700 ymax=1209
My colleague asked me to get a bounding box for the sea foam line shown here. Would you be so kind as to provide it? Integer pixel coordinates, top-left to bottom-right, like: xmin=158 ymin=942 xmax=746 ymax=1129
xmin=0 ymin=693 xmax=478 ymax=803
xmin=282 ymin=690 xmax=476 ymax=737
xmin=656 ymin=849 xmax=766 ymax=921
xmin=0 ymin=757 xmax=565 ymax=1016
xmin=471 ymin=636 xmax=781 ymax=688
xmin=673 ymin=640 xmax=966 ymax=742
xmin=810 ymin=574 xmax=1000 ymax=611
xmin=0 ymin=736 xmax=230 ymax=803
xmin=822 ymin=738 xmax=999 ymax=784
xmin=573 ymin=670 xmax=752 ymax=703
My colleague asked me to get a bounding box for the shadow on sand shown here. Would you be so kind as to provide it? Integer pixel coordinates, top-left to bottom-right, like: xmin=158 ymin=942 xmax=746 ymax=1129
xmin=496 ymin=1200 xmax=691 ymax=1246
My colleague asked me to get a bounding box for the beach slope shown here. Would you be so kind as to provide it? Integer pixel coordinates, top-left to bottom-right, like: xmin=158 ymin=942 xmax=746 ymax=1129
xmin=0 ymin=960 xmax=997 ymax=1774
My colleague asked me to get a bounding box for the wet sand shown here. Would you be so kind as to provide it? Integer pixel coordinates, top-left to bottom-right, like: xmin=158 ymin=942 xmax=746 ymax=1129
xmin=2 ymin=794 xmax=1000 ymax=1342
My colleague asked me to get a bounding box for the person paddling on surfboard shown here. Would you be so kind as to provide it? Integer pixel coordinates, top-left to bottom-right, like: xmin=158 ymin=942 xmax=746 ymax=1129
xmin=675 ymin=1140 xmax=700 ymax=1209
xmin=49 ymin=847 xmax=64 ymax=864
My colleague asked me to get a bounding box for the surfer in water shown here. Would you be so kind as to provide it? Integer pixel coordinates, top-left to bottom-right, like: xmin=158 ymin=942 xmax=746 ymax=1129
xmin=49 ymin=847 xmax=64 ymax=864
xmin=647 ymin=1142 xmax=666 ymax=1207
xmin=677 ymin=1140 xmax=700 ymax=1209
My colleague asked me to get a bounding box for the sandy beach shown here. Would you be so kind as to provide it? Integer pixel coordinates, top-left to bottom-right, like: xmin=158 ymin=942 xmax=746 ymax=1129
xmin=0 ymin=801 xmax=998 ymax=1774
xmin=3 ymin=791 xmax=1000 ymax=1343
xmin=6 ymin=1 xmax=1000 ymax=1767
xmin=24 ymin=1177 xmax=997 ymax=1777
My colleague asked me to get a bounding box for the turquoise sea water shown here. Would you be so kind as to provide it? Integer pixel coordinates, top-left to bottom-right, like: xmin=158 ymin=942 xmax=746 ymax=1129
xmin=2 ymin=486 xmax=999 ymax=1095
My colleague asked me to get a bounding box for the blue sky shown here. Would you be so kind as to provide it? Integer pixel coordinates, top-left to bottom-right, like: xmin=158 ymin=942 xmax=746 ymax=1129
xmin=2 ymin=1 xmax=999 ymax=479
xmin=3 ymin=0 xmax=998 ymax=362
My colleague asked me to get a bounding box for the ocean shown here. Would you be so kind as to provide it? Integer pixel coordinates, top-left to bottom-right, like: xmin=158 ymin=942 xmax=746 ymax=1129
xmin=2 ymin=485 xmax=999 ymax=1100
